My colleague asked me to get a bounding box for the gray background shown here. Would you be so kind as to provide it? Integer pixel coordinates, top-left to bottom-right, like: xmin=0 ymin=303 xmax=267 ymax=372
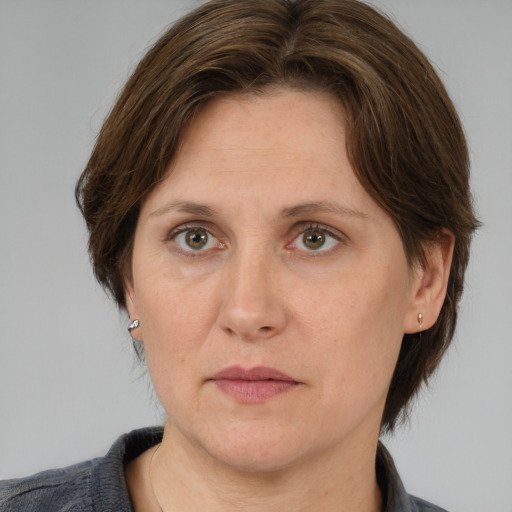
xmin=1 ymin=1 xmax=511 ymax=511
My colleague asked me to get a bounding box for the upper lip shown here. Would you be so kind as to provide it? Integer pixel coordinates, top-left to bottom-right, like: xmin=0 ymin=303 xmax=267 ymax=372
xmin=212 ymin=366 xmax=297 ymax=382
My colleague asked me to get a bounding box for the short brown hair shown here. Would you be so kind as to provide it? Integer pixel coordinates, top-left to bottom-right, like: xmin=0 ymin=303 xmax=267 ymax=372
xmin=76 ymin=0 xmax=479 ymax=431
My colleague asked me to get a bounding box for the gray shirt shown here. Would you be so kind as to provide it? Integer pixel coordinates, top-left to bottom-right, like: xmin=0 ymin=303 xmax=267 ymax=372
xmin=0 ymin=427 xmax=448 ymax=511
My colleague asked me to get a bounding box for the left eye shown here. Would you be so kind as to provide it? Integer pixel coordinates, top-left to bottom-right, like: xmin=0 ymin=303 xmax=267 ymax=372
xmin=174 ymin=228 xmax=220 ymax=251
xmin=292 ymin=227 xmax=340 ymax=252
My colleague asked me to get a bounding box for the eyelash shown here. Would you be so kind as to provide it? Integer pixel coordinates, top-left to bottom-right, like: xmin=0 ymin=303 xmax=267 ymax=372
xmin=287 ymin=222 xmax=342 ymax=255
xmin=166 ymin=221 xmax=343 ymax=257
xmin=167 ymin=222 xmax=224 ymax=257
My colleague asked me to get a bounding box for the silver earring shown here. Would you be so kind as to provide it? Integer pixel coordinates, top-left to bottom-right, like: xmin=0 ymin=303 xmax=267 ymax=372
xmin=417 ymin=313 xmax=423 ymax=332
xmin=128 ymin=319 xmax=140 ymax=332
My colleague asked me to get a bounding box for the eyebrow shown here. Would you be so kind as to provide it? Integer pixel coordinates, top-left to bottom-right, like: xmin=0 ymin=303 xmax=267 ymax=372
xmin=149 ymin=201 xmax=217 ymax=218
xmin=282 ymin=201 xmax=368 ymax=220
xmin=149 ymin=200 xmax=368 ymax=220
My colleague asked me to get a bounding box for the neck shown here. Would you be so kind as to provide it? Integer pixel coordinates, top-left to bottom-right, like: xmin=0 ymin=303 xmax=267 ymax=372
xmin=150 ymin=422 xmax=382 ymax=512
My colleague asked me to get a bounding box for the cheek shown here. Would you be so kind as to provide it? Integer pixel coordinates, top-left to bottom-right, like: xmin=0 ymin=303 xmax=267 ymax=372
xmin=145 ymin=284 xmax=218 ymax=339
xmin=135 ymin=273 xmax=222 ymax=386
xmin=296 ymin=262 xmax=408 ymax=385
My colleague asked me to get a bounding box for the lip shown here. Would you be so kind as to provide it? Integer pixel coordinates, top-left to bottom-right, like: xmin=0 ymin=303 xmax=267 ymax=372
xmin=210 ymin=366 xmax=300 ymax=403
xmin=213 ymin=366 xmax=296 ymax=381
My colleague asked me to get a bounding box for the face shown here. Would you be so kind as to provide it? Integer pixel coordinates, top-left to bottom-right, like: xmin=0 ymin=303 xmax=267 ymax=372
xmin=127 ymin=89 xmax=423 ymax=472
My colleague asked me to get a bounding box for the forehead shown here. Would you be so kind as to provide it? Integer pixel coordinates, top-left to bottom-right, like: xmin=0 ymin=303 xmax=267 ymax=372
xmin=169 ymin=91 xmax=345 ymax=181
xmin=140 ymin=88 xmax=379 ymax=221
xmin=179 ymin=88 xmax=346 ymax=157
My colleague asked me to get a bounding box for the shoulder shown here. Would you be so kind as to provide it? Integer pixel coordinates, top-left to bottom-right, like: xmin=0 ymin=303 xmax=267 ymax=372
xmin=0 ymin=427 xmax=163 ymax=512
xmin=377 ymin=442 xmax=450 ymax=512
xmin=409 ymin=494 xmax=450 ymax=512
xmin=0 ymin=460 xmax=94 ymax=511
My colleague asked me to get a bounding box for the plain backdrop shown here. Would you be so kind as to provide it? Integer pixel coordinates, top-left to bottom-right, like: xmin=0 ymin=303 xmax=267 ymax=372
xmin=1 ymin=1 xmax=511 ymax=511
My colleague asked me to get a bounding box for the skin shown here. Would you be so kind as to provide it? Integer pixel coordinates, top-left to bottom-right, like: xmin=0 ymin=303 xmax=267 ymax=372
xmin=125 ymin=89 xmax=453 ymax=512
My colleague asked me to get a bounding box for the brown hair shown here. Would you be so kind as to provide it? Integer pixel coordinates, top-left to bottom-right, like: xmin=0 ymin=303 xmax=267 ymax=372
xmin=76 ymin=0 xmax=479 ymax=431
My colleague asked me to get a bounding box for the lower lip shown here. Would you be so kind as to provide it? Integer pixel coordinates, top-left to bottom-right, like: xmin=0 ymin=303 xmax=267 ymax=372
xmin=214 ymin=379 xmax=298 ymax=403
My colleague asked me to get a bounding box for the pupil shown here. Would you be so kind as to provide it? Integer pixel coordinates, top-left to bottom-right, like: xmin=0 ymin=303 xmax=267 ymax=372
xmin=304 ymin=231 xmax=325 ymax=249
xmin=186 ymin=229 xmax=208 ymax=249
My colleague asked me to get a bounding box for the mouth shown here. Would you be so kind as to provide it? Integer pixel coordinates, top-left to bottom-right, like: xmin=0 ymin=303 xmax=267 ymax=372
xmin=210 ymin=366 xmax=300 ymax=404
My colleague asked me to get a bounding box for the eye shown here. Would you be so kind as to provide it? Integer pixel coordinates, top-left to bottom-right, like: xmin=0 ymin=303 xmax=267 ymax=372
xmin=173 ymin=227 xmax=221 ymax=252
xmin=291 ymin=225 xmax=340 ymax=253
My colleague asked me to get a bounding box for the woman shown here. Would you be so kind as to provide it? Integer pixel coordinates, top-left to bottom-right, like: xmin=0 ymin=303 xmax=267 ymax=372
xmin=0 ymin=0 xmax=478 ymax=511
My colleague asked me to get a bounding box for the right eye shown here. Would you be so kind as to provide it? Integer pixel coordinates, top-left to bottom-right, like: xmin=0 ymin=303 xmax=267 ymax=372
xmin=173 ymin=227 xmax=222 ymax=253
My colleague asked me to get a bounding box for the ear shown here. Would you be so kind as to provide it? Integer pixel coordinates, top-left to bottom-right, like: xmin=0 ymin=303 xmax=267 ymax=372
xmin=403 ymin=230 xmax=455 ymax=334
xmin=125 ymin=280 xmax=143 ymax=341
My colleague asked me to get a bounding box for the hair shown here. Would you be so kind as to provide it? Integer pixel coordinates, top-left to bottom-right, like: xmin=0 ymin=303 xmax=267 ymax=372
xmin=76 ymin=0 xmax=479 ymax=431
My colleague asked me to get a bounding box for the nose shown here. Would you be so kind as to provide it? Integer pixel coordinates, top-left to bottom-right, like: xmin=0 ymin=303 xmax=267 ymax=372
xmin=217 ymin=249 xmax=287 ymax=342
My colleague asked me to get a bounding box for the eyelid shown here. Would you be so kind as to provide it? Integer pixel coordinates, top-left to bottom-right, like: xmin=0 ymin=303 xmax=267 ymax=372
xmin=166 ymin=220 xmax=217 ymax=240
xmin=166 ymin=221 xmax=225 ymax=256
xmin=165 ymin=220 xmax=345 ymax=256
xmin=287 ymin=222 xmax=345 ymax=253
xmin=291 ymin=221 xmax=344 ymax=239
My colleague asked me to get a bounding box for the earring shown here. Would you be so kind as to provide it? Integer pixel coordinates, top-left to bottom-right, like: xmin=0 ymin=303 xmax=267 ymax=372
xmin=128 ymin=319 xmax=144 ymax=361
xmin=417 ymin=313 xmax=423 ymax=332
xmin=128 ymin=319 xmax=140 ymax=332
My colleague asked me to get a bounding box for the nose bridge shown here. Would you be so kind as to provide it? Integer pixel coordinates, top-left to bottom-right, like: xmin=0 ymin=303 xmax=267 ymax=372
xmin=218 ymin=241 xmax=286 ymax=340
